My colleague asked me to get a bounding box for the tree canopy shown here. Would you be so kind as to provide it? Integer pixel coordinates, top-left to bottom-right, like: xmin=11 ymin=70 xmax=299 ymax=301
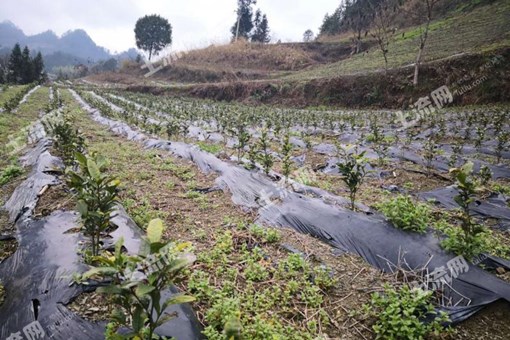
xmin=3 ymin=44 xmax=45 ymax=84
xmin=303 ymin=29 xmax=315 ymax=42
xmin=231 ymin=0 xmax=257 ymax=40
xmin=134 ymin=14 xmax=172 ymax=60
xmin=251 ymin=10 xmax=270 ymax=43
xmin=231 ymin=0 xmax=270 ymax=43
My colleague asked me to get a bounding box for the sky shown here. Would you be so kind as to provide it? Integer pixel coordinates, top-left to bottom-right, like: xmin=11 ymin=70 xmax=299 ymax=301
xmin=0 ymin=0 xmax=338 ymax=54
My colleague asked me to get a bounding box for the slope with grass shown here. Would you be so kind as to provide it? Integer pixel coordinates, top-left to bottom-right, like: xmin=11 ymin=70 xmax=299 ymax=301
xmin=291 ymin=0 xmax=510 ymax=80
xmin=92 ymin=0 xmax=510 ymax=108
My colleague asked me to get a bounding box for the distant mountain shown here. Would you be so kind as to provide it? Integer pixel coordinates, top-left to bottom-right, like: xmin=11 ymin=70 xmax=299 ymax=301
xmin=0 ymin=21 xmax=25 ymax=48
xmin=0 ymin=21 xmax=136 ymax=71
xmin=116 ymin=48 xmax=139 ymax=61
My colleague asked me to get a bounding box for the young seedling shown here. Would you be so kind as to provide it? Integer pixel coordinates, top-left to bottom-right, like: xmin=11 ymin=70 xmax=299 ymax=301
xmin=231 ymin=123 xmax=250 ymax=162
xmin=166 ymin=119 xmax=180 ymax=140
xmin=337 ymin=147 xmax=368 ymax=210
xmin=257 ymin=127 xmax=274 ymax=175
xmin=78 ymin=219 xmax=195 ymax=339
xmin=448 ymin=162 xmax=485 ymax=258
xmin=478 ymin=165 xmax=492 ymax=186
xmin=474 ymin=127 xmax=485 ymax=152
xmin=448 ymin=140 xmax=463 ymax=168
xmin=495 ymin=131 xmax=509 ymax=164
xmin=44 ymin=113 xmax=85 ymax=167
xmin=67 ymin=152 xmax=120 ymax=257
xmin=281 ymin=131 xmax=293 ymax=184
xmin=423 ymin=137 xmax=438 ymax=176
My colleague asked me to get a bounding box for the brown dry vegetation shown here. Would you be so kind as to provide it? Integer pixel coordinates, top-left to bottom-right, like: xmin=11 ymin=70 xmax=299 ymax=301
xmin=122 ymin=47 xmax=510 ymax=109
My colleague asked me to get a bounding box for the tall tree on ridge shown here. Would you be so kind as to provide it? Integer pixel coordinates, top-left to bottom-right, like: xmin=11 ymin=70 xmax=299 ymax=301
xmin=7 ymin=43 xmax=23 ymax=83
xmin=231 ymin=0 xmax=257 ymax=41
xmin=32 ymin=52 xmax=45 ymax=82
xmin=252 ymin=12 xmax=270 ymax=43
xmin=21 ymin=46 xmax=33 ymax=84
xmin=303 ymin=29 xmax=314 ymax=42
xmin=134 ymin=14 xmax=172 ymax=60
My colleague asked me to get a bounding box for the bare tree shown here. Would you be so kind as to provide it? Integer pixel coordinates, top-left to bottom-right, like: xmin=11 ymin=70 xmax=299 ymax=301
xmin=369 ymin=1 xmax=394 ymax=73
xmin=344 ymin=0 xmax=369 ymax=55
xmin=412 ymin=0 xmax=441 ymax=86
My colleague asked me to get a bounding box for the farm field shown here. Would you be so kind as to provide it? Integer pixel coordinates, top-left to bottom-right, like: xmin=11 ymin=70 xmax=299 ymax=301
xmin=1 ymin=82 xmax=510 ymax=339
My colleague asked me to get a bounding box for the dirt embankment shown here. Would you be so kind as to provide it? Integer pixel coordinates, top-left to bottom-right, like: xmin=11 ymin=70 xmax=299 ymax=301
xmin=91 ymin=40 xmax=365 ymax=85
xmin=125 ymin=48 xmax=510 ymax=109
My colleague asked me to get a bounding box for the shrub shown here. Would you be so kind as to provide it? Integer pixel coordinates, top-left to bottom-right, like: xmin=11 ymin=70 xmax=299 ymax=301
xmin=0 ymin=165 xmax=23 ymax=185
xmin=337 ymin=147 xmax=368 ymax=210
xmin=444 ymin=162 xmax=486 ymax=259
xmin=44 ymin=113 xmax=85 ymax=167
xmin=365 ymin=285 xmax=450 ymax=339
xmin=377 ymin=195 xmax=431 ymax=233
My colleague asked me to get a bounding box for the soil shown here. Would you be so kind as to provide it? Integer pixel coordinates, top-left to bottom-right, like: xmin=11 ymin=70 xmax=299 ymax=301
xmin=117 ymin=47 xmax=510 ymax=110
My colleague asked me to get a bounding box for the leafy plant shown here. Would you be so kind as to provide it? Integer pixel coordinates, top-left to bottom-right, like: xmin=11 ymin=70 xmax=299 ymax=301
xmin=423 ymin=137 xmax=438 ymax=176
xmin=67 ymin=152 xmax=120 ymax=256
xmin=337 ymin=147 xmax=368 ymax=210
xmin=445 ymin=162 xmax=486 ymax=259
xmin=364 ymin=285 xmax=450 ymax=339
xmin=230 ymin=123 xmax=250 ymax=162
xmin=495 ymin=131 xmax=509 ymax=164
xmin=78 ymin=219 xmax=195 ymax=339
xmin=478 ymin=165 xmax=492 ymax=186
xmin=44 ymin=113 xmax=85 ymax=167
xmin=474 ymin=126 xmax=485 ymax=151
xmin=189 ymin=226 xmax=336 ymax=340
xmin=448 ymin=141 xmax=463 ymax=168
xmin=0 ymin=164 xmax=23 ymax=185
xmin=377 ymin=195 xmax=431 ymax=233
xmin=257 ymin=127 xmax=274 ymax=175
xmin=280 ymin=131 xmax=293 ymax=183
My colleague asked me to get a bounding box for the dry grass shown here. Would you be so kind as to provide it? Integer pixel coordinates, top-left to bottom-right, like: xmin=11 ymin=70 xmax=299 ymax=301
xmin=176 ymin=39 xmax=316 ymax=71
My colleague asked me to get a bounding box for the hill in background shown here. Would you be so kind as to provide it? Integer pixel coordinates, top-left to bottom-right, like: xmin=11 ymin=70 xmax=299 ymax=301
xmin=0 ymin=21 xmax=138 ymax=71
xmin=95 ymin=0 xmax=509 ymax=108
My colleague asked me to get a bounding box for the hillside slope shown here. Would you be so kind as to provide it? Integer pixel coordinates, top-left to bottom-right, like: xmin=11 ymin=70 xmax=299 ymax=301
xmin=88 ymin=0 xmax=510 ymax=108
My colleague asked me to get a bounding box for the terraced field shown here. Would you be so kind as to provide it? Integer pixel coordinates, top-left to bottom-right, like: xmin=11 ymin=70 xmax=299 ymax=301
xmin=1 ymin=82 xmax=509 ymax=339
xmin=287 ymin=1 xmax=510 ymax=80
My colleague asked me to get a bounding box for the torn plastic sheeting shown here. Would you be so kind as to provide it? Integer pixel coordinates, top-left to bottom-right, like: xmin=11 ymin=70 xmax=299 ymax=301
xmin=313 ymin=143 xmax=337 ymax=156
xmin=319 ymin=156 xmax=387 ymax=178
xmin=257 ymin=193 xmax=510 ymax=322
xmin=0 ymin=211 xmax=105 ymax=339
xmin=1 ymin=122 xmax=202 ymax=339
xmin=4 ymin=140 xmax=61 ymax=222
xmin=289 ymin=136 xmax=306 ymax=149
xmin=0 ymin=209 xmax=202 ymax=340
xmin=388 ymin=146 xmax=510 ymax=179
xmin=442 ymin=143 xmax=510 ymax=161
xmin=73 ymin=89 xmax=510 ymax=324
xmin=291 ymin=154 xmax=306 ymax=167
xmin=419 ymin=186 xmax=510 ymax=229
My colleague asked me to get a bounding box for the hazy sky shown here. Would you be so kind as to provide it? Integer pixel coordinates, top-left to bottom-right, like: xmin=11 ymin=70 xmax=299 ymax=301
xmin=0 ymin=0 xmax=337 ymax=54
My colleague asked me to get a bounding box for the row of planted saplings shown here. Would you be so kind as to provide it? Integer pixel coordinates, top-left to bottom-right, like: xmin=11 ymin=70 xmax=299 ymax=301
xmin=44 ymin=112 xmax=195 ymax=339
xmin=100 ymin=88 xmax=510 ymax=161
xmin=84 ymin=88 xmax=509 ymax=187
